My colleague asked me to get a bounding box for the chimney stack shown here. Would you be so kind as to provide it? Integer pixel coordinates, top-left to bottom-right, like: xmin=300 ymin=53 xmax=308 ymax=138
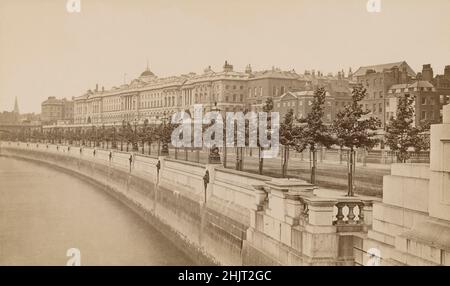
xmin=422 ymin=64 xmax=434 ymax=82
xmin=444 ymin=65 xmax=450 ymax=79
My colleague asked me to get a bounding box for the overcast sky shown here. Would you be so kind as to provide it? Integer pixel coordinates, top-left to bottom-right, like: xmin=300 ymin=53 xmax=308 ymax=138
xmin=1 ymin=0 xmax=450 ymax=113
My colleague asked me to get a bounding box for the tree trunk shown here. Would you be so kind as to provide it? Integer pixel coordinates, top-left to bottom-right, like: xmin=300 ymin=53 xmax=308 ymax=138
xmin=258 ymin=147 xmax=264 ymax=175
xmin=223 ymin=145 xmax=227 ymax=168
xmin=282 ymin=146 xmax=289 ymax=178
xmin=347 ymin=149 xmax=355 ymax=196
xmin=235 ymin=147 xmax=243 ymax=171
xmin=311 ymin=149 xmax=317 ymax=185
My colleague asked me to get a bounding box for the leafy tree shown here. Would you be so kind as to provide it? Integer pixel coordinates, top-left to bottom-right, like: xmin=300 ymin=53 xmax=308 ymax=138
xmin=139 ymin=119 xmax=155 ymax=154
xmin=332 ymin=84 xmax=381 ymax=196
xmin=280 ymin=109 xmax=296 ymax=177
xmin=294 ymin=87 xmax=335 ymax=184
xmin=385 ymin=94 xmax=425 ymax=163
xmin=414 ymin=119 xmax=431 ymax=152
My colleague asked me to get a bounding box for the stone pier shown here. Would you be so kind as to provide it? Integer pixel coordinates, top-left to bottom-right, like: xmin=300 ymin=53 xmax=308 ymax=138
xmin=361 ymin=104 xmax=450 ymax=265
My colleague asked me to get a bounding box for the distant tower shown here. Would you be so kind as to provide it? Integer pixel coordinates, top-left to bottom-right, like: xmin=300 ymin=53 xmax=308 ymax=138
xmin=223 ymin=60 xmax=233 ymax=72
xmin=13 ymin=96 xmax=19 ymax=114
xmin=245 ymin=64 xmax=252 ymax=74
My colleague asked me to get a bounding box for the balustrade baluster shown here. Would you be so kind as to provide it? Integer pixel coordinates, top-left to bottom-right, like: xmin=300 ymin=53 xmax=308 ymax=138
xmin=358 ymin=203 xmax=364 ymax=224
xmin=335 ymin=203 xmax=344 ymax=224
xmin=347 ymin=203 xmax=356 ymax=224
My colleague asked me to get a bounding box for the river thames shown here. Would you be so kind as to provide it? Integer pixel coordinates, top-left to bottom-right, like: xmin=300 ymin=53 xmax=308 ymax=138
xmin=0 ymin=156 xmax=193 ymax=266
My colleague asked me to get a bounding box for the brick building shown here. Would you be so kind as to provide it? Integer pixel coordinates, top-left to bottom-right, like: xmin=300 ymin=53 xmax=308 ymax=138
xmin=354 ymin=61 xmax=416 ymax=128
xmin=386 ymin=81 xmax=441 ymax=125
xmin=41 ymin=97 xmax=74 ymax=124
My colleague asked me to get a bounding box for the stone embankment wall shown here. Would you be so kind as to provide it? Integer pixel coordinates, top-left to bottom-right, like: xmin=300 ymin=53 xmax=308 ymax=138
xmin=1 ymin=142 xmax=374 ymax=265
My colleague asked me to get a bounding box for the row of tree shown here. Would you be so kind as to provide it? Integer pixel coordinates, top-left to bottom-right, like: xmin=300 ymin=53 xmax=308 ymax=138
xmin=276 ymin=84 xmax=430 ymax=195
xmin=4 ymin=119 xmax=175 ymax=155
xmin=1 ymin=84 xmax=430 ymax=196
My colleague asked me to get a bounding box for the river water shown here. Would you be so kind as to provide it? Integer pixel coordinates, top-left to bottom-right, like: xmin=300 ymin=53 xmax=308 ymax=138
xmin=0 ymin=156 xmax=193 ymax=266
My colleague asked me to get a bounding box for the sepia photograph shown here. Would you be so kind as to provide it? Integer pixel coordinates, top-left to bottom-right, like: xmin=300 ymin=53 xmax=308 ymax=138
xmin=1 ymin=0 xmax=450 ymax=276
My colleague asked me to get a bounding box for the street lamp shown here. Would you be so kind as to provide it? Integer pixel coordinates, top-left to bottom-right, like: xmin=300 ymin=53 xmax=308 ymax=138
xmin=208 ymin=102 xmax=221 ymax=164
xmin=160 ymin=111 xmax=169 ymax=156
xmin=133 ymin=118 xmax=138 ymax=151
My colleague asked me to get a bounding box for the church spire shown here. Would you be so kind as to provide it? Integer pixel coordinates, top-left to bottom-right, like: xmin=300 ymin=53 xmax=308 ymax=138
xmin=13 ymin=96 xmax=19 ymax=114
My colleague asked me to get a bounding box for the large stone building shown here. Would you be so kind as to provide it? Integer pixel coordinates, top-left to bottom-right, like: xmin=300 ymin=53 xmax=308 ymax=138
xmin=386 ymin=81 xmax=441 ymax=125
xmin=381 ymin=64 xmax=450 ymax=126
xmin=41 ymin=97 xmax=74 ymax=124
xmin=273 ymin=70 xmax=353 ymax=122
xmin=354 ymin=61 xmax=416 ymax=128
xmin=73 ymin=61 xmax=311 ymax=125
xmin=355 ymin=61 xmax=450 ymax=128
xmin=417 ymin=64 xmax=450 ymax=121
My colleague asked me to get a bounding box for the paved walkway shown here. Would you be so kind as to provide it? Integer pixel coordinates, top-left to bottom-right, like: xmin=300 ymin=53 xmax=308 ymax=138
xmin=314 ymin=187 xmax=381 ymax=201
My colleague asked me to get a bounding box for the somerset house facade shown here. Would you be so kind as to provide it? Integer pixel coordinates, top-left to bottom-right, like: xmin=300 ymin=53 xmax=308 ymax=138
xmin=73 ymin=61 xmax=313 ymax=125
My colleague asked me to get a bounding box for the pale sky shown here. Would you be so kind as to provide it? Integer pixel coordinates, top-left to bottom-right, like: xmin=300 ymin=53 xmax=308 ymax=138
xmin=1 ymin=0 xmax=450 ymax=113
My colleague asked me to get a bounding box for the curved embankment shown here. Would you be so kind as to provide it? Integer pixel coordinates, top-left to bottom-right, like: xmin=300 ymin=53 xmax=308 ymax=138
xmin=0 ymin=142 xmax=269 ymax=265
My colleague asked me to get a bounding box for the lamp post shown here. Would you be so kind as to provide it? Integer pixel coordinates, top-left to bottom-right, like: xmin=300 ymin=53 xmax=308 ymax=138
xmin=160 ymin=111 xmax=169 ymax=156
xmin=133 ymin=118 xmax=138 ymax=151
xmin=208 ymin=102 xmax=221 ymax=164
xmin=113 ymin=122 xmax=117 ymax=149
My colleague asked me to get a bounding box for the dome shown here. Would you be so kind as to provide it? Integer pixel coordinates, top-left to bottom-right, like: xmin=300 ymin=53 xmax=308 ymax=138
xmin=140 ymin=69 xmax=155 ymax=77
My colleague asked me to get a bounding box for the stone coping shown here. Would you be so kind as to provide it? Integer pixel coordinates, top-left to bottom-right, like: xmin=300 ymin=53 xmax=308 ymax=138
xmin=215 ymin=166 xmax=272 ymax=181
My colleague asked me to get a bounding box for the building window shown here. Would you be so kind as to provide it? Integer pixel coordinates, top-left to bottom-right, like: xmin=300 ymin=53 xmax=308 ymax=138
xmin=421 ymin=111 xmax=426 ymax=119
xmin=421 ymin=97 xmax=426 ymax=105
